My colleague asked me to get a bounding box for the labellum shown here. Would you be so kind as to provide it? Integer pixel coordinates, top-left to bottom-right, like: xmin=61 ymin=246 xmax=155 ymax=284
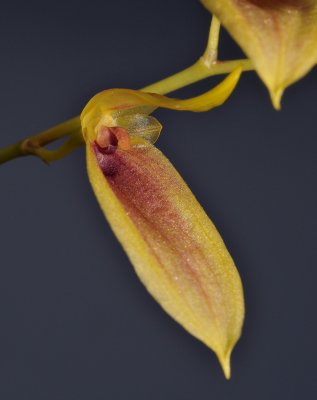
xmin=202 ymin=0 xmax=317 ymax=108
xmin=81 ymin=68 xmax=244 ymax=378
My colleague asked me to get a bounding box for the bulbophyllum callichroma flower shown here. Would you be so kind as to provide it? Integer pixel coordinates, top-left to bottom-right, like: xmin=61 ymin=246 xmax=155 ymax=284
xmin=202 ymin=0 xmax=317 ymax=108
xmin=2 ymin=0 xmax=317 ymax=384
xmin=80 ymin=68 xmax=244 ymax=379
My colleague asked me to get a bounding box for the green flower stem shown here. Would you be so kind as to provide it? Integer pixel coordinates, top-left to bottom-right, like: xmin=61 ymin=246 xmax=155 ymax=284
xmin=0 ymin=15 xmax=254 ymax=165
xmin=202 ymin=16 xmax=221 ymax=66
xmin=29 ymin=129 xmax=84 ymax=164
xmin=143 ymin=16 xmax=253 ymax=94
xmin=0 ymin=116 xmax=81 ymax=164
xmin=142 ymin=58 xmax=253 ymax=94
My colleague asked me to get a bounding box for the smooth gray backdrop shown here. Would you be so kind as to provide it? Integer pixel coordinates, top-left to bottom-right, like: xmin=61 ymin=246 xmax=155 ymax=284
xmin=0 ymin=1 xmax=316 ymax=399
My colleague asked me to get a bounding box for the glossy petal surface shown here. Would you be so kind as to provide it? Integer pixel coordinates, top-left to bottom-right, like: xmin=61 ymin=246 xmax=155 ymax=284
xmin=87 ymin=138 xmax=244 ymax=378
xmin=202 ymin=0 xmax=317 ymax=108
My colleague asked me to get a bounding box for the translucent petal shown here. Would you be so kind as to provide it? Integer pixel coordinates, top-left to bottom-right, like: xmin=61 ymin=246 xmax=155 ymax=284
xmin=115 ymin=114 xmax=162 ymax=144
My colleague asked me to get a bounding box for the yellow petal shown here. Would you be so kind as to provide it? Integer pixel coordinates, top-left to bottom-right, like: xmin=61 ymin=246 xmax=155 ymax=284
xmin=86 ymin=138 xmax=244 ymax=378
xmin=80 ymin=67 xmax=241 ymax=142
xmin=202 ymin=0 xmax=317 ymax=108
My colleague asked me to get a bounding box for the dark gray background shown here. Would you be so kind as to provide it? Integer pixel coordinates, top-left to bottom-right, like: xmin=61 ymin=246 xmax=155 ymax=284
xmin=0 ymin=1 xmax=316 ymax=399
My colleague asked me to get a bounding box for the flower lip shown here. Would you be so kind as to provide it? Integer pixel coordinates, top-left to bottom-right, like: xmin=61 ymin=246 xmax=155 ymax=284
xmin=95 ymin=126 xmax=130 ymax=154
xmin=96 ymin=127 xmax=118 ymax=148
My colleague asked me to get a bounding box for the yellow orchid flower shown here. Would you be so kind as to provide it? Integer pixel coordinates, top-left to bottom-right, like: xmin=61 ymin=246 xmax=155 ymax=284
xmin=80 ymin=68 xmax=244 ymax=379
xmin=1 ymin=0 xmax=316 ymax=386
xmin=202 ymin=0 xmax=317 ymax=108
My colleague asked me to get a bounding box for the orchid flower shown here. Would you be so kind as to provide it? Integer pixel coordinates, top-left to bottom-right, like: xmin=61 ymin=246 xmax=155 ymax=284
xmin=81 ymin=69 xmax=244 ymax=379
xmin=202 ymin=0 xmax=317 ymax=108
xmin=1 ymin=0 xmax=316 ymax=381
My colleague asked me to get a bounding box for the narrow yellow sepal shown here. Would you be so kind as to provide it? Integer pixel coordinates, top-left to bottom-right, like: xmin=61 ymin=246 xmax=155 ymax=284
xmin=81 ymin=67 xmax=241 ymax=142
xmin=202 ymin=0 xmax=317 ymax=108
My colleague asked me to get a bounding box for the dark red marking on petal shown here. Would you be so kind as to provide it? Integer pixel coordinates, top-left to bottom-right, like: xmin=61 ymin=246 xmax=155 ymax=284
xmin=93 ymin=143 xmax=119 ymax=176
xmin=94 ymin=143 xmax=221 ymax=316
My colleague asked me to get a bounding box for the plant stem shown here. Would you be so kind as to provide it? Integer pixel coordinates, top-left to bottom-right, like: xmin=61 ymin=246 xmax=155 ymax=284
xmin=30 ymin=129 xmax=84 ymax=163
xmin=0 ymin=19 xmax=254 ymax=165
xmin=202 ymin=16 xmax=221 ymax=67
xmin=142 ymin=58 xmax=253 ymax=95
xmin=0 ymin=116 xmax=81 ymax=164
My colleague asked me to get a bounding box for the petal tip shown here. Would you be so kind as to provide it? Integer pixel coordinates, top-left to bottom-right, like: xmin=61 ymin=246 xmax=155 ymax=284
xmin=271 ymin=87 xmax=283 ymax=110
xmin=217 ymin=349 xmax=232 ymax=379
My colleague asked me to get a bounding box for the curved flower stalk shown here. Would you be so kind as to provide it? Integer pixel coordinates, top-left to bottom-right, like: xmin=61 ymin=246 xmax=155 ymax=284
xmin=202 ymin=0 xmax=317 ymax=108
xmin=81 ymin=68 xmax=244 ymax=379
